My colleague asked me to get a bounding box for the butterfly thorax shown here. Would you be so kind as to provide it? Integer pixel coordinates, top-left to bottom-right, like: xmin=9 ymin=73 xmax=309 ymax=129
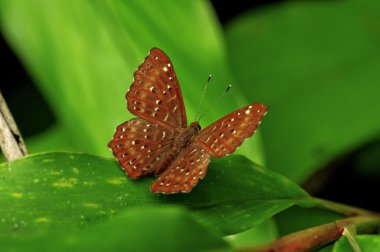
xmin=172 ymin=122 xmax=201 ymax=151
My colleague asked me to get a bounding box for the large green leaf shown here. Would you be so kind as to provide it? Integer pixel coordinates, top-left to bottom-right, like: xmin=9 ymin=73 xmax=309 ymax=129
xmin=0 ymin=152 xmax=313 ymax=238
xmin=225 ymin=0 xmax=380 ymax=182
xmin=0 ymin=206 xmax=231 ymax=252
xmin=0 ymin=0 xmax=265 ymax=164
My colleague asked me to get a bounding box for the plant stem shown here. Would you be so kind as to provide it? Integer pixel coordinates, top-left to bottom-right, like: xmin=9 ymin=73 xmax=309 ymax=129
xmin=342 ymin=227 xmax=362 ymax=252
xmin=314 ymin=198 xmax=379 ymax=217
xmin=240 ymin=215 xmax=380 ymax=252
xmin=0 ymin=90 xmax=28 ymax=160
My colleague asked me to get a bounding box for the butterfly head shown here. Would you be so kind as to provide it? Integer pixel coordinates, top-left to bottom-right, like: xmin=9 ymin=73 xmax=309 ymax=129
xmin=190 ymin=122 xmax=201 ymax=132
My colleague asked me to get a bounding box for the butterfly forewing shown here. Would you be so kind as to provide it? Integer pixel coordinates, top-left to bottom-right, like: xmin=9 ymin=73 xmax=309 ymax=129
xmin=127 ymin=48 xmax=187 ymax=129
xmin=150 ymin=143 xmax=210 ymax=194
xmin=108 ymin=118 xmax=177 ymax=178
xmin=196 ymin=103 xmax=268 ymax=158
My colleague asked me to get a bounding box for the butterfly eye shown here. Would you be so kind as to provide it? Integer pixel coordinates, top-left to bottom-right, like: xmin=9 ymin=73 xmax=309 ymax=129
xmin=190 ymin=122 xmax=201 ymax=132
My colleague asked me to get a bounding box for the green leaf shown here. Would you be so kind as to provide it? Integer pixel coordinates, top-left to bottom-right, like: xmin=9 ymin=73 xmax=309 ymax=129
xmin=352 ymin=140 xmax=380 ymax=176
xmin=333 ymin=235 xmax=380 ymax=252
xmin=225 ymin=218 xmax=278 ymax=248
xmin=0 ymin=206 xmax=231 ymax=252
xmin=274 ymin=206 xmax=344 ymax=236
xmin=318 ymin=244 xmax=334 ymax=252
xmin=25 ymin=124 xmax=77 ymax=153
xmin=225 ymin=0 xmax=380 ymax=182
xmin=0 ymin=0 xmax=264 ymax=163
xmin=0 ymin=152 xmax=313 ymax=238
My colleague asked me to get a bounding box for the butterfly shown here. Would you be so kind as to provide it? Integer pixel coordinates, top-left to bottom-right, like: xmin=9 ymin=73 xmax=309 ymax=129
xmin=108 ymin=48 xmax=268 ymax=194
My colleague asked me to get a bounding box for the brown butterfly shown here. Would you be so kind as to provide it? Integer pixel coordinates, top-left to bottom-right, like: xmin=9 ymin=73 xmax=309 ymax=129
xmin=108 ymin=48 xmax=267 ymax=194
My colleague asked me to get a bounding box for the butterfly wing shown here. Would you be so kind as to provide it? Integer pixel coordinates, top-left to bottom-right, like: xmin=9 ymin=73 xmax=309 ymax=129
xmin=108 ymin=118 xmax=177 ymax=178
xmin=150 ymin=143 xmax=210 ymax=194
xmin=127 ymin=48 xmax=187 ymax=129
xmin=196 ymin=103 xmax=268 ymax=158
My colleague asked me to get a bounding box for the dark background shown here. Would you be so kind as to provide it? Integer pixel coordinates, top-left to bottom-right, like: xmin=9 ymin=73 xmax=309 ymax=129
xmin=1 ymin=0 xmax=378 ymax=211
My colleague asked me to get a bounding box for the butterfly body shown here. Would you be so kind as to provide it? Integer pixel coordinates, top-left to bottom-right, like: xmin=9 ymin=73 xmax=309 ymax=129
xmin=108 ymin=48 xmax=267 ymax=194
xmin=173 ymin=122 xmax=200 ymax=150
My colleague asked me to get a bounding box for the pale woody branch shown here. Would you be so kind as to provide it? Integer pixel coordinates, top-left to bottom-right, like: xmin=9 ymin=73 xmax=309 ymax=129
xmin=0 ymin=90 xmax=28 ymax=160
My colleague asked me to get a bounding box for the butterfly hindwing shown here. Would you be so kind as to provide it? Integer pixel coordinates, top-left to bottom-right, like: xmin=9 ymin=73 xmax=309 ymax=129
xmin=150 ymin=143 xmax=210 ymax=193
xmin=196 ymin=103 xmax=268 ymax=158
xmin=108 ymin=118 xmax=177 ymax=178
xmin=127 ymin=48 xmax=187 ymax=129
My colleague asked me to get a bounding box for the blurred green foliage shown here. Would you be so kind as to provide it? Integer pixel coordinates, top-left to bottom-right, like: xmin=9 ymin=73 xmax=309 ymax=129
xmin=0 ymin=206 xmax=231 ymax=252
xmin=0 ymin=0 xmax=264 ymax=163
xmin=333 ymin=235 xmax=380 ymax=252
xmin=226 ymin=0 xmax=380 ymax=182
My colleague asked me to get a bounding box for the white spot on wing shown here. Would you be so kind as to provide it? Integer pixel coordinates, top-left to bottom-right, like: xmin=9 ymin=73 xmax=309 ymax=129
xmin=164 ymin=113 xmax=169 ymax=121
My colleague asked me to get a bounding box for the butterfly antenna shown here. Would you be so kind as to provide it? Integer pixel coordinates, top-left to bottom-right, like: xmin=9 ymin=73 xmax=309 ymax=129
xmin=194 ymin=74 xmax=212 ymax=121
xmin=197 ymin=84 xmax=232 ymax=122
